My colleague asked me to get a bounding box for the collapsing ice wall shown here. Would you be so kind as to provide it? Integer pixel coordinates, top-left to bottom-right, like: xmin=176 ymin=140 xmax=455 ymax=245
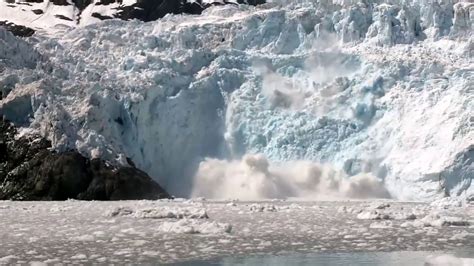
xmin=0 ymin=0 xmax=472 ymax=200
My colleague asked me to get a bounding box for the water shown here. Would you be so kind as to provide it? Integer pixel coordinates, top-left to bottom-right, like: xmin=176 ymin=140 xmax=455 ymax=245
xmin=1 ymin=201 xmax=472 ymax=264
xmin=177 ymin=251 xmax=474 ymax=266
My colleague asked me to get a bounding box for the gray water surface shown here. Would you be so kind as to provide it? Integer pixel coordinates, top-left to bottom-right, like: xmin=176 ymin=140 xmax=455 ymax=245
xmin=1 ymin=201 xmax=473 ymax=264
xmin=176 ymin=250 xmax=474 ymax=266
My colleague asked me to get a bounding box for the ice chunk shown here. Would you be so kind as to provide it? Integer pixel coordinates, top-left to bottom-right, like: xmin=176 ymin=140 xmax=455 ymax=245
xmin=425 ymin=254 xmax=474 ymax=266
xmin=134 ymin=207 xmax=209 ymax=219
xmin=249 ymin=204 xmax=278 ymax=212
xmin=369 ymin=221 xmax=393 ymax=229
xmin=357 ymin=210 xmax=391 ymax=220
xmin=107 ymin=206 xmax=209 ymax=219
xmin=158 ymin=219 xmax=232 ymax=234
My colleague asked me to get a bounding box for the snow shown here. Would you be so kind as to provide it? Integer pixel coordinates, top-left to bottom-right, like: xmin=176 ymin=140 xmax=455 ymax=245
xmin=0 ymin=0 xmax=473 ymax=201
xmin=0 ymin=0 xmax=250 ymax=34
xmin=0 ymin=0 xmax=77 ymax=35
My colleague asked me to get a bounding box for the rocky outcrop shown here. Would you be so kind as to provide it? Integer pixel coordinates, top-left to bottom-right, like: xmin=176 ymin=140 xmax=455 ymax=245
xmin=0 ymin=118 xmax=170 ymax=200
xmin=0 ymin=0 xmax=266 ymax=37
xmin=114 ymin=0 xmax=265 ymax=22
xmin=0 ymin=21 xmax=35 ymax=37
xmin=115 ymin=0 xmax=204 ymax=21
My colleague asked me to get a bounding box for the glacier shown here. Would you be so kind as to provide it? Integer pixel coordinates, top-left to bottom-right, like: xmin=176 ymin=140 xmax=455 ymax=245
xmin=0 ymin=0 xmax=473 ymax=200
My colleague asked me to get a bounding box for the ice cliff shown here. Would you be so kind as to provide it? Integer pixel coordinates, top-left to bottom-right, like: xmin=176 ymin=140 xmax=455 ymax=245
xmin=0 ymin=0 xmax=472 ymax=200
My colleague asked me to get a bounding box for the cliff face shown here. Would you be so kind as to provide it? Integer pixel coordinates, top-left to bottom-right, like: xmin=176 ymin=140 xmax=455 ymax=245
xmin=0 ymin=118 xmax=170 ymax=200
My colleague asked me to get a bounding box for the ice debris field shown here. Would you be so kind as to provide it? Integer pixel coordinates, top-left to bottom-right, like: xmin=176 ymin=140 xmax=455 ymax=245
xmin=0 ymin=0 xmax=473 ymax=201
xmin=0 ymin=199 xmax=473 ymax=264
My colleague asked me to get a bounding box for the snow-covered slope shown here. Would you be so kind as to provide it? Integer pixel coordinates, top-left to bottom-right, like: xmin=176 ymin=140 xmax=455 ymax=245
xmin=0 ymin=0 xmax=473 ymax=201
xmin=0 ymin=0 xmax=263 ymax=35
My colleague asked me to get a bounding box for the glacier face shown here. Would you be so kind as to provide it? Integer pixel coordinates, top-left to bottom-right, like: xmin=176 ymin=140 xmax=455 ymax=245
xmin=0 ymin=0 xmax=473 ymax=200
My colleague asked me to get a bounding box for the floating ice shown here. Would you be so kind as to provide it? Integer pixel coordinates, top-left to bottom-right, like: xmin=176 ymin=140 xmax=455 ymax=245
xmin=369 ymin=221 xmax=393 ymax=229
xmin=107 ymin=206 xmax=209 ymax=219
xmin=357 ymin=210 xmax=391 ymax=220
xmin=134 ymin=207 xmax=209 ymax=219
xmin=158 ymin=219 xmax=232 ymax=234
xmin=249 ymin=203 xmax=278 ymax=212
xmin=425 ymin=254 xmax=474 ymax=266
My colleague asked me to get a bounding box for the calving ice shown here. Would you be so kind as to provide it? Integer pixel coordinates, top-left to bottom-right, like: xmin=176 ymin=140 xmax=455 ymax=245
xmin=0 ymin=0 xmax=472 ymax=201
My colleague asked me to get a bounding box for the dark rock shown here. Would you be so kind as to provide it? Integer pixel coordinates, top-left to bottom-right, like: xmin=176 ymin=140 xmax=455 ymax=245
xmin=32 ymin=9 xmax=44 ymax=14
xmin=0 ymin=21 xmax=35 ymax=37
xmin=0 ymin=118 xmax=170 ymax=201
xmin=1 ymin=0 xmax=265 ymax=36
xmin=52 ymin=0 xmax=70 ymax=6
xmin=113 ymin=0 xmax=264 ymax=22
xmin=115 ymin=0 xmax=203 ymax=22
xmin=71 ymin=0 xmax=92 ymax=10
xmin=79 ymin=159 xmax=170 ymax=200
xmin=244 ymin=0 xmax=265 ymax=5
xmin=126 ymin=157 xmax=136 ymax=168
xmin=95 ymin=0 xmax=117 ymax=5
xmin=55 ymin=14 xmax=74 ymax=21
xmin=91 ymin=12 xmax=114 ymax=20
